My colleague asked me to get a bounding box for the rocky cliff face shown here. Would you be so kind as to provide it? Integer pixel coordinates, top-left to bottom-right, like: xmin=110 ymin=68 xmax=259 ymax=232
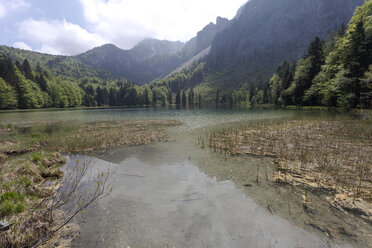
xmin=208 ymin=0 xmax=365 ymax=87
xmin=129 ymin=39 xmax=185 ymax=62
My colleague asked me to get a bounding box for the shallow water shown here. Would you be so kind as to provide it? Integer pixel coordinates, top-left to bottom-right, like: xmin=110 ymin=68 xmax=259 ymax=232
xmin=0 ymin=107 xmax=348 ymax=130
xmin=67 ymin=155 xmax=339 ymax=248
xmin=0 ymin=108 xmax=365 ymax=247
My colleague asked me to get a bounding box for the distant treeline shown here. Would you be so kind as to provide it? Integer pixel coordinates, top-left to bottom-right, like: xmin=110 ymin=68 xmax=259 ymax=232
xmin=0 ymin=55 xmax=201 ymax=110
xmin=1 ymin=2 xmax=371 ymax=110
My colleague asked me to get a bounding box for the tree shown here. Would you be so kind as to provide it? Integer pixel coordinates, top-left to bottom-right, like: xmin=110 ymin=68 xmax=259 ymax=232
xmin=188 ymin=88 xmax=195 ymax=105
xmin=0 ymin=78 xmax=17 ymax=109
xmin=109 ymin=88 xmax=117 ymax=106
xmin=96 ymin=87 xmax=104 ymax=106
xmin=126 ymin=87 xmax=137 ymax=106
xmin=36 ymin=74 xmax=48 ymax=91
xmin=360 ymin=66 xmax=372 ymax=108
xmin=22 ymin=59 xmax=34 ymax=81
xmin=286 ymin=37 xmax=325 ymax=105
xmin=117 ymin=86 xmax=127 ymax=106
xmin=268 ymin=73 xmax=282 ymax=105
xmin=342 ymin=20 xmax=369 ymax=79
xmin=338 ymin=22 xmax=347 ymax=37
xmin=215 ymin=90 xmax=220 ymax=106
xmin=307 ymin=37 xmax=325 ymax=84
xmin=175 ymin=91 xmax=181 ymax=105
xmin=0 ymin=56 xmax=19 ymax=87
xmin=17 ymin=77 xmax=40 ymax=109
xmin=182 ymin=91 xmax=187 ymax=106
xmin=167 ymin=90 xmax=172 ymax=105
xmin=85 ymin=85 xmax=95 ymax=96
xmin=152 ymin=89 xmax=157 ymax=104
xmin=286 ymin=58 xmax=313 ymax=105
xmin=15 ymin=61 xmax=23 ymax=73
xmin=144 ymin=88 xmax=150 ymax=106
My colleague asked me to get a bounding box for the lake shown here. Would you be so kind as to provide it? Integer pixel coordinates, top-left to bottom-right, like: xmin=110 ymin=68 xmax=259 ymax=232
xmin=0 ymin=107 xmax=364 ymax=247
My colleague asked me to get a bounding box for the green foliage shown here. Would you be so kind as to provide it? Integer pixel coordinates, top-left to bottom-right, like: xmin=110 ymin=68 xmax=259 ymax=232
xmin=0 ymin=55 xmax=84 ymax=110
xmin=0 ymin=192 xmax=25 ymax=218
xmin=360 ymin=66 xmax=372 ymax=108
xmin=175 ymin=91 xmax=181 ymax=105
xmin=268 ymin=73 xmax=283 ymax=105
xmin=0 ymin=77 xmax=17 ymax=109
xmin=264 ymin=0 xmax=372 ymax=109
xmin=0 ymin=46 xmax=113 ymax=81
xmin=188 ymin=88 xmax=195 ymax=105
xmin=31 ymin=152 xmax=42 ymax=162
xmin=181 ymin=91 xmax=187 ymax=106
xmin=22 ymin=59 xmax=34 ymax=81
xmin=17 ymin=177 xmax=32 ymax=188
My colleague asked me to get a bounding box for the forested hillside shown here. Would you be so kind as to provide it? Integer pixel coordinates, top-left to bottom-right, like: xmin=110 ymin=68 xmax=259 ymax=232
xmin=150 ymin=0 xmax=371 ymax=109
xmin=0 ymin=56 xmax=82 ymax=109
xmin=0 ymin=0 xmax=370 ymax=110
xmin=0 ymin=54 xmax=170 ymax=109
xmin=207 ymin=0 xmax=365 ymax=88
xmin=0 ymin=46 xmax=113 ymax=81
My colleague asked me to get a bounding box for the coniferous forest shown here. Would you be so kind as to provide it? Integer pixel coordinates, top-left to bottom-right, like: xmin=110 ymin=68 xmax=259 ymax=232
xmin=0 ymin=1 xmax=371 ymax=110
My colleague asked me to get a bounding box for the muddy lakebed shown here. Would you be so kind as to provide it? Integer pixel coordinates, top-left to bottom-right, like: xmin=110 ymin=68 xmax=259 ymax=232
xmin=1 ymin=107 xmax=371 ymax=247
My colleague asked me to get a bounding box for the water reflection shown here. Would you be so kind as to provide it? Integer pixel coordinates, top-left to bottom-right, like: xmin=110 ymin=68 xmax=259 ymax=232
xmin=69 ymin=154 xmax=342 ymax=248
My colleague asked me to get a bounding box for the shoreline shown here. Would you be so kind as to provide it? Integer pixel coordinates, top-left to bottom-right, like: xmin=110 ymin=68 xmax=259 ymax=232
xmin=0 ymin=119 xmax=181 ymax=247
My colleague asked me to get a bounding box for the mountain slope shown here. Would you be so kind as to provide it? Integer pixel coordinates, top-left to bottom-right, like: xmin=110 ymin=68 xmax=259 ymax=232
xmin=76 ymin=17 xmax=229 ymax=84
xmin=76 ymin=39 xmax=185 ymax=84
xmin=0 ymin=46 xmax=113 ymax=80
xmin=163 ymin=46 xmax=211 ymax=79
xmin=206 ymin=0 xmax=365 ymax=89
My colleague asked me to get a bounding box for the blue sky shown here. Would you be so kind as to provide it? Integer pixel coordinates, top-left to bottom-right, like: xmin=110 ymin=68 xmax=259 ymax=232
xmin=0 ymin=0 xmax=247 ymax=55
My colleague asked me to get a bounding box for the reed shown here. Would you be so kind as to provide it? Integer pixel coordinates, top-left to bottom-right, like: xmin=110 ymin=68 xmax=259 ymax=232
xmin=205 ymin=119 xmax=372 ymax=203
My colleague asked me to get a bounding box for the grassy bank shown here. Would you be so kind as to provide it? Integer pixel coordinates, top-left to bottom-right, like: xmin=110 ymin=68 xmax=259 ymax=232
xmin=201 ymin=119 xmax=371 ymax=221
xmin=0 ymin=119 xmax=181 ymax=247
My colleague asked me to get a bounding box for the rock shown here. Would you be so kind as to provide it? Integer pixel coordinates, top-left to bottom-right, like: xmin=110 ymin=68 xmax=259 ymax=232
xmin=0 ymin=222 xmax=9 ymax=232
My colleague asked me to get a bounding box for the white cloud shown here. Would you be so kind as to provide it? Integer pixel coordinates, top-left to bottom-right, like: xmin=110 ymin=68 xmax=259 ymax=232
xmin=0 ymin=0 xmax=29 ymax=18
xmin=18 ymin=19 xmax=108 ymax=55
xmin=79 ymin=0 xmax=247 ymax=49
xmin=13 ymin=0 xmax=247 ymax=55
xmin=0 ymin=5 xmax=4 ymax=18
xmin=13 ymin=41 xmax=32 ymax=50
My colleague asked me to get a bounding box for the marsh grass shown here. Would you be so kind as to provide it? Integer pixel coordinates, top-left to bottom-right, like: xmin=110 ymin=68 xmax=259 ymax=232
xmin=202 ymin=119 xmax=372 ymax=202
xmin=40 ymin=120 xmax=181 ymax=153
xmin=0 ymin=119 xmax=181 ymax=246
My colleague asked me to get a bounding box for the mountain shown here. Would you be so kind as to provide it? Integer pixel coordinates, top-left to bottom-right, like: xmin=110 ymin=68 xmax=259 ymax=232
xmin=76 ymin=39 xmax=185 ymax=84
xmin=180 ymin=17 xmax=229 ymax=59
xmin=129 ymin=39 xmax=185 ymax=62
xmin=0 ymin=45 xmax=113 ymax=80
xmin=163 ymin=46 xmax=211 ymax=79
xmin=77 ymin=17 xmax=229 ymax=84
xmin=206 ymin=0 xmax=365 ymax=89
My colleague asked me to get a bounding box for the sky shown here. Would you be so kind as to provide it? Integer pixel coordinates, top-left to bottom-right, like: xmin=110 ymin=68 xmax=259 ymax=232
xmin=0 ymin=0 xmax=247 ymax=56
